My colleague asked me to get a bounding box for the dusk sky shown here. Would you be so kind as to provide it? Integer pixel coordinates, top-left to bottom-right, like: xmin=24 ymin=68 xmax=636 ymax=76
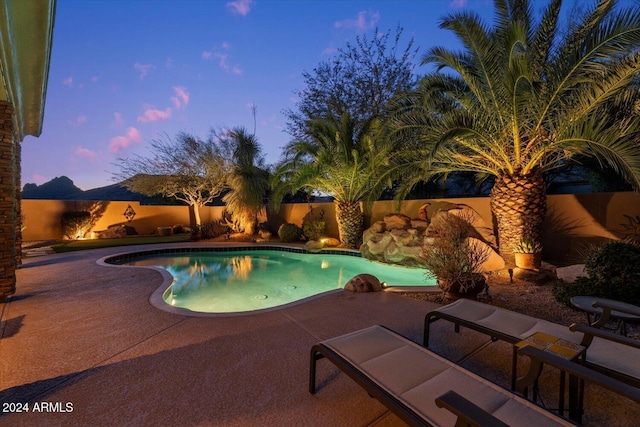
xmin=20 ymin=0 xmax=634 ymax=190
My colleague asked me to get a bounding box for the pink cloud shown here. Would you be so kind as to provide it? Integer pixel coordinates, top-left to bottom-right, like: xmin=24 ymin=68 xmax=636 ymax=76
xmin=214 ymin=52 xmax=229 ymax=71
xmin=322 ymin=47 xmax=337 ymax=56
xmin=109 ymin=127 xmax=142 ymax=153
xmin=112 ymin=112 xmax=124 ymax=128
xmin=449 ymin=0 xmax=468 ymax=7
xmin=32 ymin=174 xmax=47 ymax=184
xmin=334 ymin=11 xmax=380 ymax=31
xmin=226 ymin=0 xmax=253 ymax=16
xmin=63 ymin=77 xmax=73 ymax=86
xmin=75 ymin=147 xmax=98 ymax=160
xmin=67 ymin=115 xmax=87 ymax=127
xmin=203 ymin=43 xmax=237 ymax=72
xmin=171 ymin=86 xmax=190 ymax=109
xmin=134 ymin=63 xmax=156 ymax=80
xmin=137 ymin=108 xmax=172 ymax=123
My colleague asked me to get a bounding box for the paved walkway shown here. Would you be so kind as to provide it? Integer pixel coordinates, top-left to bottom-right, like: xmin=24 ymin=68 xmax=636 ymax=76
xmin=1 ymin=243 xmax=637 ymax=426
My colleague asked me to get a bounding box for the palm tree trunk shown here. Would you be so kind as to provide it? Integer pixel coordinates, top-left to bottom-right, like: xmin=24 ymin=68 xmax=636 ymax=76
xmin=490 ymin=169 xmax=546 ymax=266
xmin=335 ymin=200 xmax=364 ymax=249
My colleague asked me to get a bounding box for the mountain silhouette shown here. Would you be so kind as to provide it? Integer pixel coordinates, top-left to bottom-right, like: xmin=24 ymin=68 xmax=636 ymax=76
xmin=21 ymin=176 xmax=175 ymax=204
xmin=22 ymin=176 xmax=83 ymax=199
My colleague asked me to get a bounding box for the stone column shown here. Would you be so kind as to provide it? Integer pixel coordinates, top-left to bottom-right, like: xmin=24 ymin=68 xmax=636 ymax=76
xmin=0 ymin=100 xmax=17 ymax=301
xmin=15 ymin=141 xmax=21 ymax=265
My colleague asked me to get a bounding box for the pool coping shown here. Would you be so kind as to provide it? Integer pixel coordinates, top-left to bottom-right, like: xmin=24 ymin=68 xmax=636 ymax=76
xmin=97 ymin=243 xmax=437 ymax=317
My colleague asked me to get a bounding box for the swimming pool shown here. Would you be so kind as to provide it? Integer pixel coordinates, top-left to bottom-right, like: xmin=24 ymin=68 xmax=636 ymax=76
xmin=107 ymin=247 xmax=434 ymax=314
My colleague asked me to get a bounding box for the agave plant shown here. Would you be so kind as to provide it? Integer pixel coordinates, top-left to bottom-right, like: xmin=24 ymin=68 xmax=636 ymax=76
xmin=387 ymin=0 xmax=640 ymax=265
xmin=513 ymin=236 xmax=543 ymax=254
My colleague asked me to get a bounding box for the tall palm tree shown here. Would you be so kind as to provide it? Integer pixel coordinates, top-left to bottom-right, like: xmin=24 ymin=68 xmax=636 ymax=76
xmin=272 ymin=113 xmax=389 ymax=248
xmin=221 ymin=127 xmax=270 ymax=235
xmin=388 ymin=0 xmax=640 ymax=264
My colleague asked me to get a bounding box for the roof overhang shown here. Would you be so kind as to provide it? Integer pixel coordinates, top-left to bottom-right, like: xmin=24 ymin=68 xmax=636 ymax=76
xmin=0 ymin=0 xmax=55 ymax=142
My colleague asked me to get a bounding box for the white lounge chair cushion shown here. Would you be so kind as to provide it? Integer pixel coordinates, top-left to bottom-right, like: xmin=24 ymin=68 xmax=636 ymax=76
xmin=434 ymin=299 xmax=583 ymax=343
xmin=321 ymin=325 xmax=573 ymax=426
xmin=433 ymin=299 xmax=640 ymax=381
xmin=587 ymin=338 xmax=640 ymax=380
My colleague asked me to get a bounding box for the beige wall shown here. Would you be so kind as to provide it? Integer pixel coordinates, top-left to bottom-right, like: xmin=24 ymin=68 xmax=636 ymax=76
xmin=22 ymin=192 xmax=640 ymax=265
xmin=22 ymin=200 xmax=226 ymax=240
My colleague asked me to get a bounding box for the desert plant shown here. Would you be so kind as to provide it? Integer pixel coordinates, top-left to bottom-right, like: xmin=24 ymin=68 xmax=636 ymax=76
xmin=513 ymin=236 xmax=542 ymax=254
xmin=218 ymin=127 xmax=270 ymax=235
xmin=421 ymin=212 xmax=490 ymax=296
xmin=553 ymin=241 xmax=640 ymax=306
xmin=387 ymin=0 xmax=640 ymax=265
xmin=272 ymin=113 xmax=391 ymax=249
xmin=61 ymin=211 xmax=92 ymax=240
xmin=114 ymin=131 xmax=231 ymax=228
xmin=278 ymin=223 xmax=303 ymax=243
xmin=302 ymin=220 xmax=325 ymax=241
xmin=621 ymin=214 xmax=640 ymax=245
xmin=200 ymin=221 xmax=230 ymax=240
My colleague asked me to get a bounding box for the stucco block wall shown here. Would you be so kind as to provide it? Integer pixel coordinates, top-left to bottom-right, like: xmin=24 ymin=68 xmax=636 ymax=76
xmin=21 ymin=192 xmax=640 ymax=265
xmin=22 ymin=200 xmax=226 ymax=239
xmin=544 ymin=193 xmax=640 ymax=264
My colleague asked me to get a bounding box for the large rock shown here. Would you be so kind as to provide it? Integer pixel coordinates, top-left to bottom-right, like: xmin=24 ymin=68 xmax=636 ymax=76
xmin=556 ymin=264 xmax=587 ymax=283
xmin=361 ymin=204 xmax=503 ymax=270
xmin=94 ymin=224 xmax=137 ymax=239
xmin=304 ymin=240 xmax=324 ymax=253
xmin=321 ymin=237 xmax=340 ymax=247
xmin=383 ymin=213 xmax=412 ymax=230
xmin=344 ymin=274 xmax=382 ymax=292
xmin=470 ymin=238 xmax=505 ymax=272
xmin=427 ymin=204 xmax=496 ymax=247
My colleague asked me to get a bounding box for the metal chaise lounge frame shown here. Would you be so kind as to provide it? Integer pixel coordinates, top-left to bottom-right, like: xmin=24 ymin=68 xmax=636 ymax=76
xmin=309 ymin=325 xmax=640 ymax=426
xmin=424 ymin=298 xmax=640 ymax=389
xmin=569 ymin=299 xmax=640 ymax=388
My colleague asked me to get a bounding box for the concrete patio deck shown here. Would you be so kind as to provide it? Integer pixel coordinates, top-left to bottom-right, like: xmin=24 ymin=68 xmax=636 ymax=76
xmin=1 ymin=243 xmax=638 ymax=426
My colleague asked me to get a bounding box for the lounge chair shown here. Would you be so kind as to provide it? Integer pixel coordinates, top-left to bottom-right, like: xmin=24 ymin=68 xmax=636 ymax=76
xmin=424 ymin=299 xmax=640 ymax=389
xmin=310 ymin=325 xmax=579 ymax=426
xmin=571 ymin=299 xmax=640 ymax=387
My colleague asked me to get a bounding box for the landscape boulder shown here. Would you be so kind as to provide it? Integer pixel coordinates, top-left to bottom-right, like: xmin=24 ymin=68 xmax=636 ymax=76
xmin=321 ymin=237 xmax=340 ymax=247
xmin=344 ymin=274 xmax=382 ymax=293
xmin=304 ymin=240 xmax=324 ymax=253
xmin=94 ymin=224 xmax=138 ymax=239
xmin=361 ymin=204 xmax=503 ymax=270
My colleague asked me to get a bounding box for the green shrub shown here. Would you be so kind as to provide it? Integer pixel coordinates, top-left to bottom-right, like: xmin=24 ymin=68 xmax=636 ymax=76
xmin=302 ymin=220 xmax=325 ymax=241
xmin=201 ymin=221 xmax=229 ymax=240
xmin=278 ymin=223 xmax=303 ymax=243
xmin=553 ymin=241 xmax=640 ymax=306
xmin=61 ymin=211 xmax=92 ymax=239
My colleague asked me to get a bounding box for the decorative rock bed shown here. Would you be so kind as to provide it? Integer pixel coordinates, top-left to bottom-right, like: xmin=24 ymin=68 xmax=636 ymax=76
xmin=360 ymin=202 xmax=505 ymax=272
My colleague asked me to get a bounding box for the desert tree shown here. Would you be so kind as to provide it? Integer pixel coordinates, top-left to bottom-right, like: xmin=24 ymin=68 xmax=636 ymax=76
xmin=284 ymin=26 xmax=418 ymax=142
xmin=114 ymin=131 xmax=231 ymax=228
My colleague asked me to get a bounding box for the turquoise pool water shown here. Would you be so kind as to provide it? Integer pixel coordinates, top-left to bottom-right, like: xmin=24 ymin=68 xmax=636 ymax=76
xmin=124 ymin=249 xmax=433 ymax=313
